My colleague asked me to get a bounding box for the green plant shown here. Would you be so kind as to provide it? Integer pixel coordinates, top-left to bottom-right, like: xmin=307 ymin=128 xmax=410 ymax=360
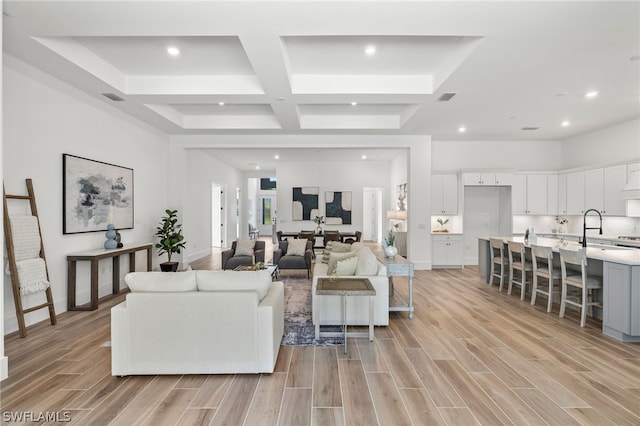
xmin=436 ymin=217 xmax=449 ymax=227
xmin=313 ymin=215 xmax=325 ymax=225
xmin=155 ymin=209 xmax=186 ymax=263
xmin=385 ymin=230 xmax=396 ymax=247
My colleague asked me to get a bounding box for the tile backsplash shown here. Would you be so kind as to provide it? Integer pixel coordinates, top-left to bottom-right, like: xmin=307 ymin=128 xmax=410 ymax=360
xmin=512 ymin=215 xmax=640 ymax=237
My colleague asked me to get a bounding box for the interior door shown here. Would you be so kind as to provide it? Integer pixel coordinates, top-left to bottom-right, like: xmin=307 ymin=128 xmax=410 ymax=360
xmin=258 ymin=195 xmax=276 ymax=236
xmin=211 ymin=183 xmax=224 ymax=248
xmin=363 ymin=189 xmax=376 ymax=241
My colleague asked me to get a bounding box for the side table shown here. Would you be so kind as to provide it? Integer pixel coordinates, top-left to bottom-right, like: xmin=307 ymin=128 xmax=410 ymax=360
xmin=315 ymin=277 xmax=376 ymax=353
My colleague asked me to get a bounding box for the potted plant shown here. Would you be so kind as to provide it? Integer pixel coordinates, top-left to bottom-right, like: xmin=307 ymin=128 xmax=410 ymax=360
xmin=436 ymin=217 xmax=449 ymax=232
xmin=155 ymin=209 xmax=186 ymax=272
xmin=384 ymin=230 xmax=398 ymax=257
xmin=313 ymin=215 xmax=325 ymax=234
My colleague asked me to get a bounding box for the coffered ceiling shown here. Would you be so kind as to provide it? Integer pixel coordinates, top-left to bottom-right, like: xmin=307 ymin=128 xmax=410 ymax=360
xmin=3 ymin=1 xmax=639 ymax=148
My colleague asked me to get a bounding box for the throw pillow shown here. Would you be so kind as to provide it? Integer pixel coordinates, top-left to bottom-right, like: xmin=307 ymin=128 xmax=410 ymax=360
xmin=325 ymin=241 xmax=352 ymax=253
xmin=355 ymin=247 xmax=379 ymax=275
xmin=335 ymin=256 xmax=358 ymax=276
xmin=287 ymin=239 xmax=308 ymax=257
xmin=235 ymin=239 xmax=255 ymax=256
xmin=327 ymin=251 xmax=357 ymax=274
xmin=350 ymin=242 xmax=364 ymax=252
xmin=125 ymin=271 xmax=198 ymax=292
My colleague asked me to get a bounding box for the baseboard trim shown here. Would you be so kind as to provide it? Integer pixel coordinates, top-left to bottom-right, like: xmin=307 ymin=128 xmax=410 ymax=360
xmin=0 ymin=355 xmax=8 ymax=381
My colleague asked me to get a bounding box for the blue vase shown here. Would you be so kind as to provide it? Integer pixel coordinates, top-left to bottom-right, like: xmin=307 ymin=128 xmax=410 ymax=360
xmin=104 ymin=224 xmax=118 ymax=249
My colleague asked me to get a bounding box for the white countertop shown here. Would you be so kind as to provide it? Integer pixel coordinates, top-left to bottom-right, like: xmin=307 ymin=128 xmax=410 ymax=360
xmin=483 ymin=236 xmax=640 ymax=266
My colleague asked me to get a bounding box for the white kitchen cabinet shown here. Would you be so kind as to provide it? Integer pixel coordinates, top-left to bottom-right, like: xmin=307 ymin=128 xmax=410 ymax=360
xmin=603 ymin=164 xmax=627 ymax=216
xmin=584 ymin=168 xmax=604 ymax=212
xmin=512 ymin=174 xmax=548 ymax=214
xmin=462 ymin=173 xmax=512 ymax=186
xmin=431 ymin=174 xmax=458 ymax=215
xmin=432 ymin=234 xmax=464 ymax=268
xmin=566 ymin=171 xmax=585 ymax=215
xmin=547 ymin=174 xmax=559 ymax=215
xmin=558 ymin=173 xmax=568 ymax=215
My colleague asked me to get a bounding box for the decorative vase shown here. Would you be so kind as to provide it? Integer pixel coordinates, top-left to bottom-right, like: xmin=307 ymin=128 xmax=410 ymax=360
xmin=104 ymin=224 xmax=118 ymax=249
xmin=384 ymin=245 xmax=398 ymax=258
xmin=316 ymin=226 xmax=323 ymax=234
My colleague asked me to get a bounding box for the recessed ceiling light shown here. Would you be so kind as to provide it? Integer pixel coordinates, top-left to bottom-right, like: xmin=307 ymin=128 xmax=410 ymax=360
xmin=255 ymin=165 xmax=260 ymax=170
xmin=274 ymin=154 xmax=280 ymax=160
xmin=364 ymin=45 xmax=376 ymax=56
xmin=350 ymin=101 xmax=358 ymax=106
xmin=218 ymin=102 xmax=225 ymax=106
xmin=167 ymin=46 xmax=180 ymax=56
xmin=585 ymin=90 xmax=599 ymax=99
xmin=458 ymin=126 xmax=466 ymax=133
xmin=561 ymin=120 xmax=571 ymax=127
xmin=361 ymin=155 xmax=367 ymax=160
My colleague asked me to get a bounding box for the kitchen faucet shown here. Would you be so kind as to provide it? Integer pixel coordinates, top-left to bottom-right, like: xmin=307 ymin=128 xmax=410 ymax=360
xmin=581 ymin=208 xmax=603 ymax=248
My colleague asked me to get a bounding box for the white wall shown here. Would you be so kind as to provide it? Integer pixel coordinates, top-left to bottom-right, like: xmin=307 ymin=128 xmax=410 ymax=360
xmin=183 ymin=149 xmax=243 ymax=262
xmin=432 ymin=140 xmax=563 ymax=171
xmin=3 ymin=55 xmax=170 ymax=335
xmin=561 ymin=118 xmax=640 ymax=170
xmin=274 ymin=160 xmax=390 ymax=234
xmin=0 ymin=14 xmax=7 ymax=380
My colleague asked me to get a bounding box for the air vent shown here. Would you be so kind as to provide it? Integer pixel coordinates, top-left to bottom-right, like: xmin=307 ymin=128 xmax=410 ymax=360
xmin=438 ymin=92 xmax=457 ymax=101
xmin=521 ymin=127 xmax=540 ymax=131
xmin=102 ymin=93 xmax=124 ymax=102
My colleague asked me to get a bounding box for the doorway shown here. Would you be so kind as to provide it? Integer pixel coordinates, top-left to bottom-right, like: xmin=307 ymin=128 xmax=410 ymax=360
xmin=258 ymin=194 xmax=276 ymax=236
xmin=211 ymin=183 xmax=224 ymax=248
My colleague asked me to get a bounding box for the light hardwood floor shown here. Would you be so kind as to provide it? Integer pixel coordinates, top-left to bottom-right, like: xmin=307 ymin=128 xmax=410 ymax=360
xmin=2 ymin=245 xmax=640 ymax=425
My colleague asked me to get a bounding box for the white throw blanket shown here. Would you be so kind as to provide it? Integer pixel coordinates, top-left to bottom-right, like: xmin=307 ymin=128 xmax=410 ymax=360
xmin=8 ymin=215 xmax=50 ymax=295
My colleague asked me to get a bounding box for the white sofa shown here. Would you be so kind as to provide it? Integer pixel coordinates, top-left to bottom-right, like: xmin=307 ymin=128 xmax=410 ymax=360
xmin=312 ymin=245 xmax=389 ymax=326
xmin=111 ymin=270 xmax=284 ymax=376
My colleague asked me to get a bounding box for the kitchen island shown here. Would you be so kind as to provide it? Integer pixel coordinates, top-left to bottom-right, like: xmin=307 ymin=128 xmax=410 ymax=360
xmin=478 ymin=236 xmax=640 ymax=343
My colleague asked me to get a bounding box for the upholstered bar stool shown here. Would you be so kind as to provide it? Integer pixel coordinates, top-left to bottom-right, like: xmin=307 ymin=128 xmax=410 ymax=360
xmin=559 ymin=248 xmax=603 ymax=327
xmin=489 ymin=238 xmax=509 ymax=291
xmin=530 ymin=244 xmax=561 ymax=312
xmin=507 ymin=240 xmax=533 ymax=301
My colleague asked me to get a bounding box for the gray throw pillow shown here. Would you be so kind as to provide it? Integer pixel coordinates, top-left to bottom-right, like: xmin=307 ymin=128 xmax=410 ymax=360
xmin=235 ymin=239 xmax=255 ymax=256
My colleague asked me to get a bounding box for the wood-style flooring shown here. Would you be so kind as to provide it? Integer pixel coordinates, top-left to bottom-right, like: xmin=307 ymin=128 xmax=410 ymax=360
xmin=2 ymin=245 xmax=640 ymax=425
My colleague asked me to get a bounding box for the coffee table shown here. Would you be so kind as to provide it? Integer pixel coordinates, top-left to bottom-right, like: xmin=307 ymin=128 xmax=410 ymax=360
xmin=233 ymin=264 xmax=279 ymax=280
xmin=315 ymin=277 xmax=376 ymax=353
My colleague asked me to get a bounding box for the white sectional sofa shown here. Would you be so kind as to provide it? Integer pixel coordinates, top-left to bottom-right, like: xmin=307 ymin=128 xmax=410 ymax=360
xmin=111 ymin=269 xmax=284 ymax=376
xmin=312 ymin=244 xmax=389 ymax=326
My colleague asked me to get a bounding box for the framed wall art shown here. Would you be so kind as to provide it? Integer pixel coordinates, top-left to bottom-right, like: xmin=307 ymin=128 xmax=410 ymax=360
xmin=63 ymin=154 xmax=134 ymax=234
xmin=325 ymin=191 xmax=352 ymax=225
xmin=397 ymin=182 xmax=407 ymax=211
xmin=292 ymin=187 xmax=319 ymax=221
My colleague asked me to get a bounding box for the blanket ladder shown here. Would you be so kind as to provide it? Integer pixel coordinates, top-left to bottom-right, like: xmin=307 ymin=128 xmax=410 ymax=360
xmin=3 ymin=179 xmax=57 ymax=337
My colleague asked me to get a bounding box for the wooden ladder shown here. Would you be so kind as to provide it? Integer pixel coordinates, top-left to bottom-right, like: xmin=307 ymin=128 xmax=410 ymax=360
xmin=3 ymin=179 xmax=57 ymax=337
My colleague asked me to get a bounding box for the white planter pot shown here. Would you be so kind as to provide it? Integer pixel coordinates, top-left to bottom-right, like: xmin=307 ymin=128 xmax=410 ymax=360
xmin=384 ymin=246 xmax=398 ymax=258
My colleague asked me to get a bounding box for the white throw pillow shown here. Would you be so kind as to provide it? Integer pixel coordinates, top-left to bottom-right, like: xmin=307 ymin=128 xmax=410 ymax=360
xmin=235 ymin=239 xmax=255 ymax=256
xmin=350 ymin=242 xmax=364 ymax=252
xmin=196 ymin=270 xmax=271 ymax=301
xmin=335 ymin=256 xmax=358 ymax=276
xmin=287 ymin=239 xmax=308 ymax=257
xmin=327 ymin=251 xmax=357 ymax=274
xmin=355 ymin=247 xmax=379 ymax=275
xmin=125 ymin=271 xmax=198 ymax=292
xmin=325 ymin=241 xmax=351 ymax=253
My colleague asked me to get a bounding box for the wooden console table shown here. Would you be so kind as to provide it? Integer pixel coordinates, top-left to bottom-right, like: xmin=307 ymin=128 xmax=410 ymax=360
xmin=67 ymin=243 xmax=153 ymax=311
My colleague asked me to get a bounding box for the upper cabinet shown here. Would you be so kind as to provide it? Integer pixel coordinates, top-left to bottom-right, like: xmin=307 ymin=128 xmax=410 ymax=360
xmin=462 ymin=173 xmax=513 ymax=186
xmin=512 ymin=173 xmax=552 ymax=215
xmin=431 ymin=174 xmax=458 ymax=215
xmin=564 ymin=165 xmax=628 ymax=216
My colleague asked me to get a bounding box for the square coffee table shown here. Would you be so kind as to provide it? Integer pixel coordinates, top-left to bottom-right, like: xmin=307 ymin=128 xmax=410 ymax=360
xmin=315 ymin=277 xmax=376 ymax=353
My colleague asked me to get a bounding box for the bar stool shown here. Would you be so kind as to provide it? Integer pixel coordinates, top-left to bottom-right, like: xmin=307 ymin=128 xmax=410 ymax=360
xmin=489 ymin=238 xmax=509 ymax=291
xmin=530 ymin=244 xmax=561 ymax=313
xmin=507 ymin=240 xmax=533 ymax=301
xmin=559 ymin=248 xmax=603 ymax=327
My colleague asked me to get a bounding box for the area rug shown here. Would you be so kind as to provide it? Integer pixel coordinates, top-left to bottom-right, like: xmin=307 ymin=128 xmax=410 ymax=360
xmin=281 ymin=274 xmax=343 ymax=346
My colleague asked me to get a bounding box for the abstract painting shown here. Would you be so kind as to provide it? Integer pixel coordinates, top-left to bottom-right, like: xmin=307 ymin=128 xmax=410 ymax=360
xmin=63 ymin=154 xmax=134 ymax=234
xmin=292 ymin=187 xmax=319 ymax=221
xmin=397 ymin=183 xmax=407 ymax=211
xmin=325 ymin=191 xmax=352 ymax=225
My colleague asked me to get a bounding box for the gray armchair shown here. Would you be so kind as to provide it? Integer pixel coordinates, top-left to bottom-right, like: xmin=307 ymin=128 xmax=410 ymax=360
xmin=221 ymin=240 xmax=265 ymax=270
xmin=273 ymin=240 xmax=313 ymax=277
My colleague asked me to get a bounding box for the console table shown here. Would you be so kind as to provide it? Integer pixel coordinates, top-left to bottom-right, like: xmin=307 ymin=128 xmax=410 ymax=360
xmin=67 ymin=243 xmax=153 ymax=311
xmin=375 ymin=252 xmax=415 ymax=319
